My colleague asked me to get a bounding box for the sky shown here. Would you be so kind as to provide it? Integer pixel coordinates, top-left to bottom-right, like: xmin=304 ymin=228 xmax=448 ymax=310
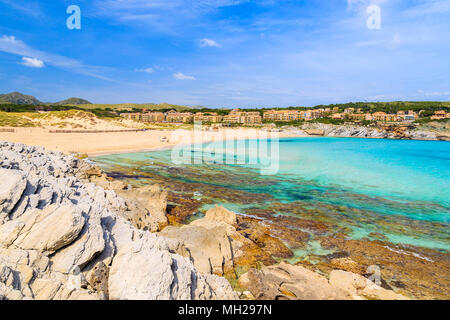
xmin=0 ymin=0 xmax=449 ymax=108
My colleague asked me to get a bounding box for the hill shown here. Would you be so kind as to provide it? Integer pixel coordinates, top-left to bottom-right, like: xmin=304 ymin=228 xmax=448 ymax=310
xmin=0 ymin=92 xmax=42 ymax=105
xmin=77 ymin=102 xmax=194 ymax=112
xmin=53 ymin=97 xmax=92 ymax=105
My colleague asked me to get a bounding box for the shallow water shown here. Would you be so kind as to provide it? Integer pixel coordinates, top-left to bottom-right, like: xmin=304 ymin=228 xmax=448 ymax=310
xmin=94 ymin=137 xmax=450 ymax=252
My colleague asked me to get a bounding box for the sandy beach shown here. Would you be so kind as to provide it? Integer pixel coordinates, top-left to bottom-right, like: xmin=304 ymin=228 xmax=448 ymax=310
xmin=0 ymin=127 xmax=306 ymax=156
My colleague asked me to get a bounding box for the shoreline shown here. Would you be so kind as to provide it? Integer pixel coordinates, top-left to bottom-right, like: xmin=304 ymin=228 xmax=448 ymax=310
xmin=89 ymin=134 xmax=449 ymax=157
xmin=88 ymin=131 xmax=309 ymax=157
xmin=0 ymin=127 xmax=307 ymax=156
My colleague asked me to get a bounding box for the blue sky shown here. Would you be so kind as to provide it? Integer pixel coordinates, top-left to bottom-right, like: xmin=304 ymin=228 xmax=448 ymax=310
xmin=0 ymin=0 xmax=449 ymax=107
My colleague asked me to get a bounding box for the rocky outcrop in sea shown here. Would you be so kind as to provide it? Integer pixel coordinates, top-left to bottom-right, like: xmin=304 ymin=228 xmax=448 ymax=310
xmin=0 ymin=140 xmax=237 ymax=300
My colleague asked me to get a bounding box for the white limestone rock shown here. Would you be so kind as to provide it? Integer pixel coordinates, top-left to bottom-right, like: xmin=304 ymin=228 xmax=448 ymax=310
xmin=0 ymin=205 xmax=85 ymax=252
xmin=0 ymin=169 xmax=27 ymax=222
xmin=0 ymin=140 xmax=238 ymax=301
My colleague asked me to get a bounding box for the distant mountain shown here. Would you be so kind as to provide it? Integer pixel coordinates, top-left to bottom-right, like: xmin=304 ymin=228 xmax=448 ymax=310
xmin=0 ymin=92 xmax=92 ymax=106
xmin=53 ymin=97 xmax=92 ymax=105
xmin=0 ymin=92 xmax=42 ymax=105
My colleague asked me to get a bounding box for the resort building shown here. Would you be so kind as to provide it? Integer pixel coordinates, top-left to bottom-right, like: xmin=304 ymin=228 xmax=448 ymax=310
xmin=194 ymin=112 xmax=223 ymax=123
xmin=223 ymin=109 xmax=262 ymax=124
xmin=372 ymin=112 xmax=397 ymax=122
xmin=165 ymin=110 xmax=194 ymax=123
xmin=141 ymin=112 xmax=165 ymax=123
xmin=263 ymin=108 xmax=328 ymax=122
xmin=263 ymin=110 xmax=300 ymax=122
xmin=120 ymin=112 xmax=165 ymax=123
xmin=348 ymin=113 xmax=373 ymax=121
xmin=344 ymin=108 xmax=355 ymax=114
xmin=332 ymin=113 xmax=345 ymax=120
xmin=120 ymin=113 xmax=141 ymax=121
xmin=431 ymin=110 xmax=450 ymax=120
xmin=299 ymin=110 xmax=322 ymax=121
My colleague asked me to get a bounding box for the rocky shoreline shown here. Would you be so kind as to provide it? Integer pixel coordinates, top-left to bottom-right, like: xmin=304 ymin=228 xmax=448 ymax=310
xmin=291 ymin=122 xmax=450 ymax=141
xmin=0 ymin=140 xmax=419 ymax=300
xmin=0 ymin=141 xmax=237 ymax=300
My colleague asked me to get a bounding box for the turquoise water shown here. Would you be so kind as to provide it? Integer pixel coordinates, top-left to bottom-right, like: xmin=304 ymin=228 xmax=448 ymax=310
xmin=94 ymin=137 xmax=450 ymax=251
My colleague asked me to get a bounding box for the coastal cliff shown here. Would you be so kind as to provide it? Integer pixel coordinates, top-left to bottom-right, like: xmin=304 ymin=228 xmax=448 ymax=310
xmin=0 ymin=140 xmax=411 ymax=300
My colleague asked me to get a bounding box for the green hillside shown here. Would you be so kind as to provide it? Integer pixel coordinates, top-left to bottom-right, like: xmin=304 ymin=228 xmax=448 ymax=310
xmin=0 ymin=92 xmax=42 ymax=105
xmin=53 ymin=97 xmax=92 ymax=105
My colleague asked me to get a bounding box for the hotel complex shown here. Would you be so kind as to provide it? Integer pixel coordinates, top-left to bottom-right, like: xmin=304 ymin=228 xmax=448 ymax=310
xmin=120 ymin=108 xmax=449 ymax=125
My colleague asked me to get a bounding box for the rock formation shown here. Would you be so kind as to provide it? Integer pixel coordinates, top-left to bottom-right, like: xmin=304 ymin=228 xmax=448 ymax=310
xmin=116 ymin=185 xmax=169 ymax=232
xmin=298 ymin=123 xmax=442 ymax=140
xmin=238 ymin=262 xmax=408 ymax=300
xmin=0 ymin=141 xmax=237 ymax=300
xmin=160 ymin=205 xmax=264 ymax=278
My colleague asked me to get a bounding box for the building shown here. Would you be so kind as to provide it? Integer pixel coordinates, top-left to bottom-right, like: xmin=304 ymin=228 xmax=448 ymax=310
xmin=194 ymin=112 xmax=223 ymax=123
xmin=348 ymin=113 xmax=367 ymax=121
xmin=394 ymin=110 xmax=417 ymax=122
xmin=120 ymin=113 xmax=141 ymax=121
xmin=344 ymin=108 xmax=355 ymax=114
xmin=431 ymin=110 xmax=449 ymax=120
xmin=223 ymin=109 xmax=262 ymax=124
xmin=372 ymin=112 xmax=397 ymax=122
xmin=299 ymin=110 xmax=322 ymax=121
xmin=141 ymin=112 xmax=165 ymax=123
xmin=332 ymin=113 xmax=345 ymax=120
xmin=165 ymin=110 xmax=193 ymax=123
xmin=263 ymin=110 xmax=300 ymax=122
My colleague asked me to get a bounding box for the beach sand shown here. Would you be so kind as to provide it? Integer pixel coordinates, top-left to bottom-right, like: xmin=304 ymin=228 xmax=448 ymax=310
xmin=0 ymin=127 xmax=306 ymax=156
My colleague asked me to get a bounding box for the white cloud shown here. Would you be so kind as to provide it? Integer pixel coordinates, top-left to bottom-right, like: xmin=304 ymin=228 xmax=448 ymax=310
xmin=174 ymin=72 xmax=196 ymax=80
xmin=135 ymin=67 xmax=154 ymax=73
xmin=199 ymin=38 xmax=221 ymax=47
xmin=0 ymin=35 xmax=111 ymax=81
xmin=20 ymin=57 xmax=44 ymax=68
